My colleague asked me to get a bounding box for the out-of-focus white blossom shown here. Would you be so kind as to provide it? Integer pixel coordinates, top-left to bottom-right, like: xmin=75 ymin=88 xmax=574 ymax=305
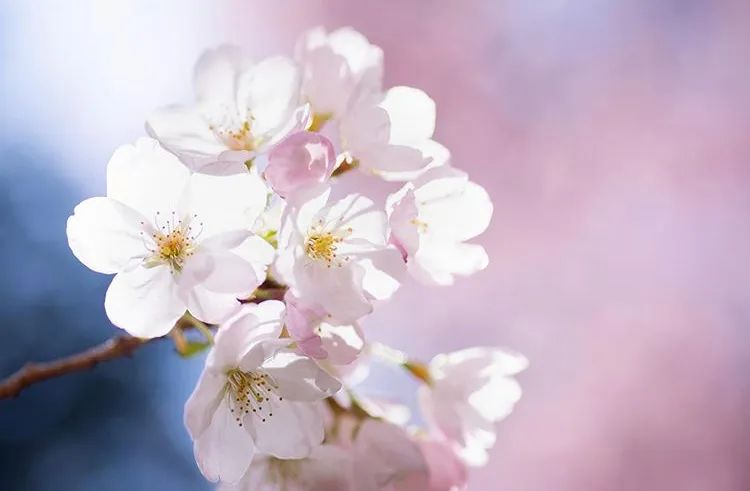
xmin=66 ymin=138 xmax=273 ymax=337
xmin=418 ymin=347 xmax=528 ymax=466
xmin=388 ymin=166 xmax=493 ymax=286
xmin=185 ymin=301 xmax=341 ymax=484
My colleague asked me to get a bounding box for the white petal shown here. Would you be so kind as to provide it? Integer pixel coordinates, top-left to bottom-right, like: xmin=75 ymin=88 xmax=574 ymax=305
xmin=185 ymin=284 xmax=242 ymax=326
xmin=67 ymin=197 xmax=147 ymax=274
xmin=359 ymin=247 xmax=405 ymax=301
xmin=320 ymin=321 xmax=364 ymax=365
xmin=296 ymin=260 xmax=372 ymax=322
xmin=410 ymin=242 xmax=488 ymax=286
xmin=194 ymin=400 xmax=256 ymax=484
xmin=262 ymin=351 xmax=341 ymax=401
xmin=210 ymin=301 xmax=285 ymax=370
xmin=327 ymin=27 xmax=383 ymax=89
xmin=377 ymin=139 xmax=451 ymax=182
xmin=386 ymin=187 xmax=420 ymax=257
xmin=180 ymin=170 xmax=268 ymax=239
xmin=104 ymin=266 xmax=185 ymax=338
xmin=184 ymin=368 xmax=226 ymax=440
xmin=194 ymin=45 xmax=251 ymax=103
xmin=231 ymin=234 xmax=275 ymax=284
xmin=288 ymin=184 xmax=331 ymax=233
xmin=433 ymin=347 xmax=529 ymax=379
xmin=237 ymin=56 xmax=302 ymax=137
xmin=146 ymin=105 xmax=237 ymax=173
xmin=318 ymin=193 xmax=386 ymax=245
xmin=106 ymin=138 xmax=191 ymax=218
xmin=298 ymin=45 xmax=353 ymax=116
xmin=380 ymin=86 xmax=435 ymax=144
xmin=416 ymin=167 xmax=493 ymax=242
xmin=469 ymin=376 xmax=523 ymax=422
xmin=181 ymin=244 xmax=263 ymax=298
xmin=250 ymin=400 xmax=324 ymax=459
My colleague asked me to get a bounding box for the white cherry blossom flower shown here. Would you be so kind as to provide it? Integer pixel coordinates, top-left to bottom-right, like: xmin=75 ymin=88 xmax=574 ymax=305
xmin=295 ymin=27 xmax=438 ymax=181
xmin=66 ymin=138 xmax=273 ymax=337
xmin=274 ymin=188 xmax=405 ymax=322
xmin=418 ymin=347 xmax=528 ymax=466
xmin=185 ymin=301 xmax=341 ymax=484
xmin=295 ymin=26 xmax=383 ymax=124
xmin=147 ymin=46 xmax=309 ymax=174
xmin=387 ymin=166 xmax=493 ymax=286
xmin=218 ymin=444 xmax=353 ymax=491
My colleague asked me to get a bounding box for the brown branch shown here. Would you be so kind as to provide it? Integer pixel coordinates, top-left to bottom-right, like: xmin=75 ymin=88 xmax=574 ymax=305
xmin=0 ymin=335 xmax=147 ymax=399
xmin=0 ymin=285 xmax=288 ymax=400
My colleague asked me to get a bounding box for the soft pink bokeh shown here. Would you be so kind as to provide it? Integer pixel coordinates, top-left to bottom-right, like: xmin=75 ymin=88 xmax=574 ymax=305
xmin=5 ymin=1 xmax=749 ymax=489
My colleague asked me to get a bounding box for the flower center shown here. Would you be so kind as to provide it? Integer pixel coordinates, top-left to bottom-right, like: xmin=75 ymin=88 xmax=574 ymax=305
xmin=410 ymin=217 xmax=429 ymax=233
xmin=210 ymin=119 xmax=261 ymax=151
xmin=141 ymin=212 xmax=201 ymax=274
xmin=225 ymin=368 xmax=282 ymax=426
xmin=305 ymin=231 xmax=341 ymax=263
xmin=304 ymin=220 xmax=353 ymax=268
xmin=204 ymin=104 xmax=261 ymax=151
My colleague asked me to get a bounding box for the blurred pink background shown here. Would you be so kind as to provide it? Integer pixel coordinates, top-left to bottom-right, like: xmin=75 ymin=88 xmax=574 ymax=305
xmin=3 ymin=1 xmax=750 ymax=489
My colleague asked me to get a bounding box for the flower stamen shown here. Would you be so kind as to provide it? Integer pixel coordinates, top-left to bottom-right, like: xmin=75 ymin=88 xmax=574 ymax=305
xmin=225 ymin=368 xmax=282 ymax=426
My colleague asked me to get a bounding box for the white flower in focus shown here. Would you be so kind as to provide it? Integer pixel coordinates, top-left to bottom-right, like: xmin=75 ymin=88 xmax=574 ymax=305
xmin=387 ymin=166 xmax=493 ymax=286
xmin=295 ymin=26 xmax=383 ymax=123
xmin=66 ymin=138 xmax=273 ymax=337
xmin=185 ymin=301 xmax=341 ymax=484
xmin=352 ymin=419 xmax=429 ymax=491
xmin=218 ymin=445 xmax=353 ymax=491
xmin=274 ymin=188 xmax=405 ymax=322
xmin=418 ymin=347 xmax=528 ymax=467
xmin=147 ymin=46 xmax=309 ymax=174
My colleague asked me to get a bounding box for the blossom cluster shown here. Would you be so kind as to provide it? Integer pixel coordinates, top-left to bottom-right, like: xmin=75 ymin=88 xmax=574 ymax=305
xmin=66 ymin=27 xmax=526 ymax=490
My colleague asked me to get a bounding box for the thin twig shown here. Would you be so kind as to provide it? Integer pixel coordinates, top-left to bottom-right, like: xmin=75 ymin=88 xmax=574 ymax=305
xmin=0 ymin=335 xmax=147 ymax=399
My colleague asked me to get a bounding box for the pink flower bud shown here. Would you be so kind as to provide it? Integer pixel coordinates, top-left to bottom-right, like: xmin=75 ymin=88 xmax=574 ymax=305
xmin=264 ymin=131 xmax=335 ymax=198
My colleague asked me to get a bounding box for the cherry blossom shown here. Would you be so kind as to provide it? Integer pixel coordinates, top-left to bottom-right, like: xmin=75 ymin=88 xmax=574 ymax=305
xmin=147 ymin=46 xmax=309 ymax=174
xmin=59 ymin=26 xmax=526 ymax=490
xmin=387 ymin=166 xmax=493 ymax=286
xmin=66 ymin=138 xmax=273 ymax=337
xmin=218 ymin=445 xmax=353 ymax=491
xmin=337 ymin=86 xmax=438 ymax=179
xmin=185 ymin=301 xmax=341 ymax=484
xmin=274 ymin=188 xmax=405 ymax=322
xmin=295 ymin=26 xmax=383 ymax=127
xmin=418 ymin=347 xmax=528 ymax=466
